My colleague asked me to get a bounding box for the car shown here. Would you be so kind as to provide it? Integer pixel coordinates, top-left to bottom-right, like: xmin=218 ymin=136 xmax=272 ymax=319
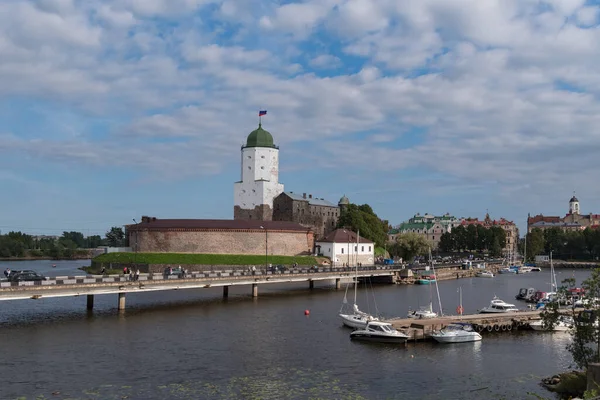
xmin=9 ymin=270 xmax=45 ymax=282
xmin=163 ymin=267 xmax=185 ymax=278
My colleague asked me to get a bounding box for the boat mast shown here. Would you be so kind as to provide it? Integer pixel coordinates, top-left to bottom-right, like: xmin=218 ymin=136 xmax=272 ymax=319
xmin=353 ymin=230 xmax=359 ymax=306
xmin=550 ymin=250 xmax=556 ymax=292
xmin=459 ymin=286 xmax=462 ymax=320
xmin=431 ymin=247 xmax=443 ymax=316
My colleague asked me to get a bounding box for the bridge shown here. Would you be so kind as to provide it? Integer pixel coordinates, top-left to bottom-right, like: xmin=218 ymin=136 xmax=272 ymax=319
xmin=0 ymin=266 xmax=403 ymax=310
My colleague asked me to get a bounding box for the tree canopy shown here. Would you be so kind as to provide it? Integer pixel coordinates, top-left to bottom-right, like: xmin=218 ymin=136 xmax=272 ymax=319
xmin=336 ymin=203 xmax=389 ymax=248
xmin=438 ymin=225 xmax=506 ymax=257
xmin=522 ymin=227 xmax=600 ymax=261
xmin=387 ymin=233 xmax=430 ymax=262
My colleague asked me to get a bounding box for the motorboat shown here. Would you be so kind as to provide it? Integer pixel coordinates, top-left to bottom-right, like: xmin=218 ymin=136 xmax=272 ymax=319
xmin=407 ymin=306 xmax=437 ymax=319
xmin=530 ymin=266 xmax=542 ymax=272
xmin=350 ymin=321 xmax=410 ymax=343
xmin=479 ymin=296 xmax=519 ymax=313
xmin=340 ymin=303 xmax=379 ymax=329
xmin=476 ymin=270 xmax=494 ymax=278
xmin=517 ymin=266 xmax=533 ymax=274
xmin=498 ymin=267 xmax=516 ymax=274
xmin=515 ymin=287 xmax=536 ymax=301
xmin=416 ymin=275 xmax=436 ymax=284
xmin=430 ymin=323 xmax=483 ymax=343
xmin=529 ymin=316 xmax=573 ymax=332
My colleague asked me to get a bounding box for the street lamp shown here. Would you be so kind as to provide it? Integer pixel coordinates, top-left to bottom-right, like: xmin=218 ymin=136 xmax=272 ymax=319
xmin=343 ymin=230 xmax=350 ymax=267
xmin=260 ymin=226 xmax=267 ymax=273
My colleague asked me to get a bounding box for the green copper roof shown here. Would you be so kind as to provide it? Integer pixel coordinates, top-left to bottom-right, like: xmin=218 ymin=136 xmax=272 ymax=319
xmin=245 ymin=124 xmax=276 ymax=148
xmin=338 ymin=194 xmax=349 ymax=205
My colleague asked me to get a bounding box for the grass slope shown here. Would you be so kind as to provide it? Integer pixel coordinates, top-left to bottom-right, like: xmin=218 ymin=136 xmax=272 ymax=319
xmin=93 ymin=252 xmax=319 ymax=266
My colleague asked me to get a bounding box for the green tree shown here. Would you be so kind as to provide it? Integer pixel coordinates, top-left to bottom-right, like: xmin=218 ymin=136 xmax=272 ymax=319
xmin=527 ymin=228 xmax=545 ymax=260
xmin=389 ymin=233 xmax=430 ymax=263
xmin=105 ymin=227 xmax=126 ymax=247
xmin=337 ymin=204 xmax=388 ymax=247
xmin=543 ymin=271 xmax=600 ymax=370
xmin=61 ymin=231 xmax=86 ymax=248
xmin=87 ymin=235 xmax=104 ymax=248
xmin=438 ymin=232 xmax=455 ymax=252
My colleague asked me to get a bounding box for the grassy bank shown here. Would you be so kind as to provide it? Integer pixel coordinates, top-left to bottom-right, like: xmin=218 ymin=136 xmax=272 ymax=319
xmin=93 ymin=252 xmax=320 ymax=266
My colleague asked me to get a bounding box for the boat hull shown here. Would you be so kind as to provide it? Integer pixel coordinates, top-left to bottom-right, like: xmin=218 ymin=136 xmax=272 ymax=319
xmin=339 ymin=313 xmax=372 ymax=329
xmin=529 ymin=321 xmax=571 ymax=332
xmin=350 ymin=333 xmax=409 ymax=343
xmin=431 ymin=333 xmax=482 ymax=343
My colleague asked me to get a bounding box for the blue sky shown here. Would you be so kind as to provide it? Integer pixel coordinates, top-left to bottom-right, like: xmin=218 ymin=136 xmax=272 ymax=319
xmin=1 ymin=0 xmax=600 ymax=236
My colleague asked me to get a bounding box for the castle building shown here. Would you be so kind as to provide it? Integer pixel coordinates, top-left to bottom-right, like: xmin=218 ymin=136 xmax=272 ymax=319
xmin=233 ymin=124 xmax=284 ymax=221
xmin=528 ymin=195 xmax=600 ymax=232
xmin=272 ymin=193 xmax=347 ymax=239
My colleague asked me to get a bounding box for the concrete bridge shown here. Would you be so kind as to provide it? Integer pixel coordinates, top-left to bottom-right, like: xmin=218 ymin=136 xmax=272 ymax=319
xmin=0 ymin=266 xmax=403 ymax=310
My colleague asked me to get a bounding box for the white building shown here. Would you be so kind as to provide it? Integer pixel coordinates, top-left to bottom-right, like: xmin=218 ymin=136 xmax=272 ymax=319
xmin=315 ymin=229 xmax=374 ymax=266
xmin=234 ymin=123 xmax=284 ymax=221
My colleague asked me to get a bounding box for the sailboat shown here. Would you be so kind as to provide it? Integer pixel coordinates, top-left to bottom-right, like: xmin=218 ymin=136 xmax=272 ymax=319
xmin=408 ymin=248 xmax=443 ymax=319
xmin=339 ymin=230 xmax=379 ymax=329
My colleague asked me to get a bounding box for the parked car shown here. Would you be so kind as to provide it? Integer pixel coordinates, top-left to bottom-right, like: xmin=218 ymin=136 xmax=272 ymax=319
xmin=9 ymin=270 xmax=46 ymax=282
xmin=163 ymin=267 xmax=185 ymax=278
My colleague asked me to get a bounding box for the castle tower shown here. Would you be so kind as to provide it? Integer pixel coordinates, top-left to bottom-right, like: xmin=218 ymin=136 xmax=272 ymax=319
xmin=233 ymin=123 xmax=284 ymax=220
xmin=338 ymin=194 xmax=349 ymax=214
xmin=569 ymin=194 xmax=580 ymax=215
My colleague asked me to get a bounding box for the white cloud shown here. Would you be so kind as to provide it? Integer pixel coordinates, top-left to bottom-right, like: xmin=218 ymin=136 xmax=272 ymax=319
xmin=1 ymin=0 xmax=600 ymax=210
xmin=309 ymin=54 xmax=341 ymax=69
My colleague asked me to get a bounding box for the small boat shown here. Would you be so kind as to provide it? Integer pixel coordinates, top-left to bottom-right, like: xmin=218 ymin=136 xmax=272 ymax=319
xmin=498 ymin=267 xmax=516 ymax=274
xmin=479 ymin=296 xmax=519 ymax=313
xmin=529 ymin=316 xmax=573 ymax=332
xmin=431 ymin=323 xmax=483 ymax=343
xmin=415 ymin=274 xmax=436 ymax=284
xmin=407 ymin=306 xmax=437 ymax=319
xmin=350 ymin=321 xmax=410 ymax=343
xmin=530 ymin=266 xmax=541 ymax=272
xmin=517 ymin=266 xmax=533 ymax=274
xmin=476 ymin=270 xmax=494 ymax=278
xmin=515 ymin=287 xmax=536 ymax=301
xmin=340 ymin=303 xmax=379 ymax=330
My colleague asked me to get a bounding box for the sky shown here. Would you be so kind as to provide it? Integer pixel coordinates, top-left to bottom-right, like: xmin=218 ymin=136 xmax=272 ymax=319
xmin=1 ymin=0 xmax=600 ymax=237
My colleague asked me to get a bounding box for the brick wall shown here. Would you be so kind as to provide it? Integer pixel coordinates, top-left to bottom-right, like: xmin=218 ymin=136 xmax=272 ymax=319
xmin=273 ymin=194 xmax=339 ymax=239
xmin=133 ymin=229 xmax=314 ymax=256
xmin=234 ymin=204 xmax=273 ymax=221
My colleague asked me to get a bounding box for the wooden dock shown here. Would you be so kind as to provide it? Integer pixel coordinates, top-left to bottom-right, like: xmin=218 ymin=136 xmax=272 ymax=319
xmin=386 ymin=311 xmax=544 ymax=341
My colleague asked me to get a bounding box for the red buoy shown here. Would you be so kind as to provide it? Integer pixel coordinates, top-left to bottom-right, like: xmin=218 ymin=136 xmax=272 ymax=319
xmin=304 ymin=310 xmax=310 ymax=316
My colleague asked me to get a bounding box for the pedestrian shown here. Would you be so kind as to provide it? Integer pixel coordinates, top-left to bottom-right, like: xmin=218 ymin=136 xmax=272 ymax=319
xmin=4 ymin=268 xmax=9 ymax=278
xmin=181 ymin=268 xmax=186 ymax=279
xmin=135 ymin=269 xmax=140 ymax=281
xmin=252 ymin=265 xmax=256 ymax=275
xmin=123 ymin=266 xmax=128 ymax=275
xmin=101 ymin=267 xmax=106 ymax=275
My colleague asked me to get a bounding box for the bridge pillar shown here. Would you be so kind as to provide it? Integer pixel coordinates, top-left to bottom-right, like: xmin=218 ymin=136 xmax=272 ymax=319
xmin=223 ymin=286 xmax=229 ymax=298
xmin=335 ymin=278 xmax=341 ymax=290
xmin=252 ymin=283 xmax=258 ymax=297
xmin=118 ymin=293 xmax=126 ymax=310
xmin=86 ymin=294 xmax=94 ymax=310
xmin=309 ymin=280 xmax=314 ymax=290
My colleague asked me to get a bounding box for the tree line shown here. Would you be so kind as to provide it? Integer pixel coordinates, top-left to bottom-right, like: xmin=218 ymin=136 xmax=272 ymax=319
xmin=438 ymin=225 xmax=507 ymax=257
xmin=522 ymin=227 xmax=600 ymax=261
xmin=0 ymin=227 xmax=127 ymax=259
xmin=336 ymin=203 xmax=389 ymax=248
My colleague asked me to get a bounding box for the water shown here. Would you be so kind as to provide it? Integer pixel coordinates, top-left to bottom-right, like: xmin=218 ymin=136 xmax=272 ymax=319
xmin=0 ymin=261 xmax=591 ymax=399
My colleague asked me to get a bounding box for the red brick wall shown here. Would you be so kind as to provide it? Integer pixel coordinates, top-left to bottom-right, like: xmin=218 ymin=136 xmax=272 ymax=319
xmin=131 ymin=229 xmax=314 ymax=256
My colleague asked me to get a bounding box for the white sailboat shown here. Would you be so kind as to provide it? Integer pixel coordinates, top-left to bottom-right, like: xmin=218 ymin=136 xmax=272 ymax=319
xmin=408 ymin=248 xmax=443 ymax=319
xmin=339 ymin=230 xmax=379 ymax=329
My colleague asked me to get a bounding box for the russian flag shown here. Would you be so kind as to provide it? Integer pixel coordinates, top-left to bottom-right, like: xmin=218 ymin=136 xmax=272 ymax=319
xmin=259 ymin=110 xmax=267 ymax=116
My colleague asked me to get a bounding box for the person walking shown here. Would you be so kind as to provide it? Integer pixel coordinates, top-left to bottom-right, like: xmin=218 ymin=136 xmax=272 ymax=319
xmin=135 ymin=269 xmax=140 ymax=281
xmin=251 ymin=265 xmax=256 ymax=275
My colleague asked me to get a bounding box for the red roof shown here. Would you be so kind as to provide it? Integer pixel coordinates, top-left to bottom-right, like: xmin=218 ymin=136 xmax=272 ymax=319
xmin=317 ymin=229 xmax=373 ymax=244
xmin=528 ymin=214 xmax=561 ymax=225
xmin=128 ymin=218 xmax=311 ymax=232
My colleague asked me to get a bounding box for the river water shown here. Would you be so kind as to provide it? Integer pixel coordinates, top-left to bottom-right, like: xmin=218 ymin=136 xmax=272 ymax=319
xmin=0 ymin=260 xmax=590 ymax=399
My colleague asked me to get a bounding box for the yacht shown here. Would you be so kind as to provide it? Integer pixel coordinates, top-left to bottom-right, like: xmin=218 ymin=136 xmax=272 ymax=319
xmin=340 ymin=304 xmax=379 ymax=329
xmin=430 ymin=323 xmax=483 ymax=343
xmin=529 ymin=316 xmax=573 ymax=332
xmin=517 ymin=266 xmax=533 ymax=274
xmin=407 ymin=306 xmax=437 ymax=319
xmin=350 ymin=321 xmax=410 ymax=343
xmin=476 ymin=270 xmax=494 ymax=278
xmin=479 ymin=296 xmax=519 ymax=313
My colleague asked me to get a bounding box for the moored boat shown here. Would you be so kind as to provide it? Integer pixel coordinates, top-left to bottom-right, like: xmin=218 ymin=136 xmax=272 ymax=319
xmin=515 ymin=287 xmax=536 ymax=301
xmin=431 ymin=323 xmax=483 ymax=343
xmin=350 ymin=321 xmax=410 ymax=343
xmin=407 ymin=306 xmax=437 ymax=319
xmin=476 ymin=270 xmax=494 ymax=278
xmin=479 ymin=296 xmax=519 ymax=313
xmin=498 ymin=267 xmax=516 ymax=274
xmin=529 ymin=316 xmax=573 ymax=332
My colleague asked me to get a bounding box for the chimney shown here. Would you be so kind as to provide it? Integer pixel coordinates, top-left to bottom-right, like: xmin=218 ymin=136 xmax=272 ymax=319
xmin=141 ymin=216 xmax=150 ymax=223
xmin=303 ymin=193 xmax=306 ymax=199
xmin=309 ymin=194 xmax=312 ymax=199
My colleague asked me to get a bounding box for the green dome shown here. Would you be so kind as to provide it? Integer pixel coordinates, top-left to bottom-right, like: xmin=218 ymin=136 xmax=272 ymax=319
xmin=338 ymin=194 xmax=349 ymax=205
xmin=245 ymin=124 xmax=276 ymax=148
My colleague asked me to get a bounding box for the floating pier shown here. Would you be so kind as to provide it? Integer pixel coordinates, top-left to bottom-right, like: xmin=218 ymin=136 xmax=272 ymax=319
xmin=387 ymin=310 xmax=545 ymax=341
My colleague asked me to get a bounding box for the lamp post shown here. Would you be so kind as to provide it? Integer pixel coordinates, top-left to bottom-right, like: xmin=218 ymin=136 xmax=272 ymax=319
xmin=132 ymin=218 xmax=138 ymax=270
xmin=260 ymin=226 xmax=267 ymax=273
xmin=343 ymin=230 xmax=350 ymax=267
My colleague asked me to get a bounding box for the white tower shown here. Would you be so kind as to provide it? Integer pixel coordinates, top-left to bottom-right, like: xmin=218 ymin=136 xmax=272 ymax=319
xmin=569 ymin=194 xmax=580 ymax=215
xmin=233 ymin=123 xmax=284 ymax=220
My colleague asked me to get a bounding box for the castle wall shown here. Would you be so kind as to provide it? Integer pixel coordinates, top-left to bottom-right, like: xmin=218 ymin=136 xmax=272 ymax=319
xmin=131 ymin=228 xmax=314 ymax=256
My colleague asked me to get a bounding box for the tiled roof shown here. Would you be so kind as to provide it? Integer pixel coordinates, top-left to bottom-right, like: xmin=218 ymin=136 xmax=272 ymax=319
xmin=528 ymin=214 xmax=561 ymax=225
xmin=283 ymin=192 xmax=337 ymax=207
xmin=317 ymin=229 xmax=373 ymax=244
xmin=129 ymin=218 xmax=311 ymax=232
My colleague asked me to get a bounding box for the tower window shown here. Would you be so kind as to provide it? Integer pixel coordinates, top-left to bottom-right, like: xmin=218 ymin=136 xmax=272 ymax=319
xmin=247 ymin=156 xmax=251 ymax=159
xmin=261 ymin=155 xmax=265 ymax=159
xmin=261 ymin=166 xmax=264 ymax=169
